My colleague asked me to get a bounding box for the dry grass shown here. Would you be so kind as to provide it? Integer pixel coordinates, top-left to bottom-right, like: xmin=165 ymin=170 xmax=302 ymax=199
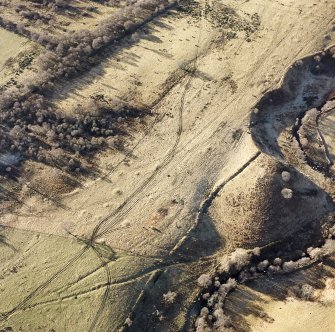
xmin=0 ymin=0 xmax=335 ymax=330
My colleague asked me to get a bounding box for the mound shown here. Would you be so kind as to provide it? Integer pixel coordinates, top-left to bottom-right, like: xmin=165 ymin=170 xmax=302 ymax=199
xmin=209 ymin=154 xmax=332 ymax=250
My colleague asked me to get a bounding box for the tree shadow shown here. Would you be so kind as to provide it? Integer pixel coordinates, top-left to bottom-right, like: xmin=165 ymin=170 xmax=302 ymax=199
xmin=0 ymin=230 xmax=17 ymax=252
xmin=50 ymin=8 xmax=186 ymax=104
xmin=141 ymin=34 xmax=163 ymax=44
xmin=152 ymin=19 xmax=174 ymax=31
xmin=225 ymin=258 xmax=334 ymax=332
xmin=141 ymin=46 xmax=174 ymax=59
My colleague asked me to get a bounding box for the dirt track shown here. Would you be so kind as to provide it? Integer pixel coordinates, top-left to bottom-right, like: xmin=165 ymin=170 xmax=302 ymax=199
xmin=1 ymin=0 xmax=335 ymax=331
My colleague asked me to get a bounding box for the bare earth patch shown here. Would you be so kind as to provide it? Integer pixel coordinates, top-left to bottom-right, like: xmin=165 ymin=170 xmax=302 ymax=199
xmin=1 ymin=0 xmax=335 ymax=331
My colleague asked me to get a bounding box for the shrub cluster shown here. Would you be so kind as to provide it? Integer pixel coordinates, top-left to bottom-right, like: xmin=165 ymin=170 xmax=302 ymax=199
xmin=0 ymin=0 xmax=176 ymax=175
xmin=195 ymin=237 xmax=335 ymax=331
xmin=0 ymin=0 xmax=176 ymax=51
xmin=0 ymin=90 xmax=147 ymax=174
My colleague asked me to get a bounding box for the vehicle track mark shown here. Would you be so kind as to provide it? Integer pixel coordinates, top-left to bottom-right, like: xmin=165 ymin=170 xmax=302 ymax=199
xmin=90 ymin=1 xmax=206 ymax=241
xmin=0 ymin=245 xmax=89 ymax=322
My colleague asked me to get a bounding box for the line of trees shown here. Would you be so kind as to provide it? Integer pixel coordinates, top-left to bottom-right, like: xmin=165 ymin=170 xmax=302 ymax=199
xmin=0 ymin=0 xmax=177 ymax=175
xmin=195 ymin=237 xmax=335 ymax=331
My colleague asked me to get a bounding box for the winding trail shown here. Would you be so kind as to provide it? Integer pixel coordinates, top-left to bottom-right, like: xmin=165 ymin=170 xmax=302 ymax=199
xmin=1 ymin=1 xmax=335 ymax=331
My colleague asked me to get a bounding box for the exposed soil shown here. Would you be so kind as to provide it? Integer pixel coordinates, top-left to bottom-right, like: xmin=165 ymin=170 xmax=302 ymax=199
xmin=1 ymin=0 xmax=335 ymax=331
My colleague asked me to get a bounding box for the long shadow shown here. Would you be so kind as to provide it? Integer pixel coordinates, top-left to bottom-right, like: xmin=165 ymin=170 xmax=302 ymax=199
xmin=152 ymin=19 xmax=174 ymax=30
xmin=0 ymin=233 xmax=17 ymax=252
xmin=231 ymin=45 xmax=335 ymax=332
xmin=175 ymin=212 xmax=223 ymax=261
xmin=179 ymin=155 xmax=335 ymax=331
xmin=50 ymin=15 xmax=179 ymax=104
xmin=141 ymin=46 xmax=174 ymax=59
xmin=226 ymin=259 xmax=334 ymax=332
xmin=141 ymin=34 xmax=163 ymax=44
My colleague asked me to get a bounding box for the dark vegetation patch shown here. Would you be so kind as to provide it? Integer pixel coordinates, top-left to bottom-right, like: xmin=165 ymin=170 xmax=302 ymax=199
xmin=177 ymin=0 xmax=260 ymax=40
xmin=0 ymin=95 xmax=148 ymax=175
xmin=0 ymin=0 xmax=176 ymax=180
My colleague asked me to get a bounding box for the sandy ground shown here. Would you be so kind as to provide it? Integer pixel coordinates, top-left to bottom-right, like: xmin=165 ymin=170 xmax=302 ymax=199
xmin=250 ymin=298 xmax=335 ymax=332
xmin=0 ymin=1 xmax=123 ymax=38
xmin=53 ymin=11 xmax=216 ymax=112
xmin=0 ymin=28 xmax=42 ymax=92
xmin=0 ymin=29 xmax=27 ymax=67
xmin=226 ymin=257 xmax=335 ymax=332
xmin=1 ymin=0 xmax=335 ymax=330
xmin=4 ymin=0 xmax=335 ymax=246
xmin=0 ymin=28 xmax=35 ymax=85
